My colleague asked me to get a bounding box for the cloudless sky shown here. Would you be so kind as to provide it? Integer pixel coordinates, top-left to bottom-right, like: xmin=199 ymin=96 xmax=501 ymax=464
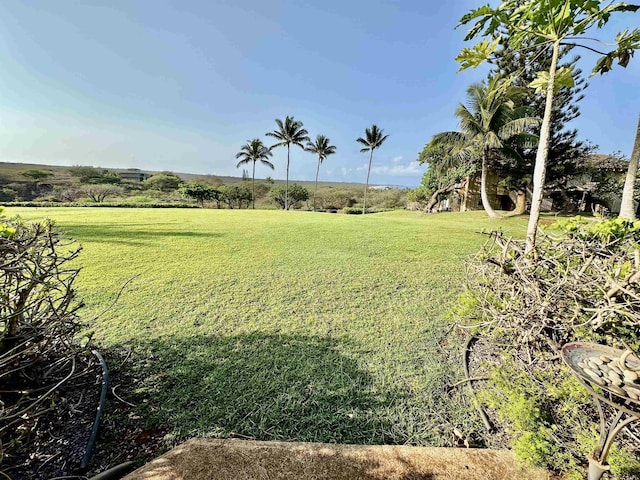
xmin=0 ymin=1 xmax=638 ymax=187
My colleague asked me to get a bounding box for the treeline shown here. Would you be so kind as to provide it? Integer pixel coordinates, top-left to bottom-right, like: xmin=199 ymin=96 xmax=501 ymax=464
xmin=0 ymin=165 xmax=407 ymax=211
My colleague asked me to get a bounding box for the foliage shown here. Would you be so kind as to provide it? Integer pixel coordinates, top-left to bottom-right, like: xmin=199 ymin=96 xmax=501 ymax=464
xmin=409 ymin=142 xmax=478 ymax=209
xmin=270 ymin=183 xmax=309 ymax=209
xmin=235 ymin=139 xmax=275 ymax=209
xmin=53 ymin=186 xmax=83 ymax=202
xmin=428 ymin=76 xmax=538 ymax=217
xmin=20 ymin=169 xmax=52 ymax=182
xmin=457 ymin=0 xmax=640 ymax=249
xmin=306 ymin=134 xmax=337 ymax=211
xmin=69 ymin=166 xmax=122 ymax=184
xmin=266 ymin=116 xmax=310 ymax=210
xmin=489 ymin=40 xmax=592 ymax=194
xmin=357 ymin=125 xmax=389 ymax=214
xmin=143 ymin=173 xmax=183 ymax=192
xmin=0 ymin=210 xmax=84 ymax=458
xmin=81 ymin=184 xmax=124 ymax=202
xmin=463 ymin=218 xmax=640 ymax=477
xmin=180 ymin=182 xmax=221 ymax=207
xmin=457 ymin=1 xmax=640 ymax=76
xmin=220 ymin=183 xmax=252 ymax=209
xmin=342 ymin=207 xmax=390 ymax=214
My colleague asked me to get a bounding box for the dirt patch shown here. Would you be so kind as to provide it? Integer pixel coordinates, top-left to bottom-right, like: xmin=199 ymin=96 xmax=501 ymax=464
xmin=124 ymin=438 xmax=550 ymax=480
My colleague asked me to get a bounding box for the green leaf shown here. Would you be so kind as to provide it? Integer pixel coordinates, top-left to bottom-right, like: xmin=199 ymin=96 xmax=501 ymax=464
xmin=455 ymin=38 xmax=499 ymax=71
xmin=528 ymin=66 xmax=574 ymax=94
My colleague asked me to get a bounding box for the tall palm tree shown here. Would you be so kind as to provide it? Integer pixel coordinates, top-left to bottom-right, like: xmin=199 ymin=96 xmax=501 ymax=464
xmin=430 ymin=76 xmax=538 ymax=218
xmin=357 ymin=125 xmax=389 ymax=214
xmin=235 ymin=139 xmax=274 ymax=209
xmin=306 ymin=135 xmax=337 ymax=211
xmin=619 ymin=113 xmax=640 ymax=220
xmin=266 ymin=116 xmax=310 ymax=210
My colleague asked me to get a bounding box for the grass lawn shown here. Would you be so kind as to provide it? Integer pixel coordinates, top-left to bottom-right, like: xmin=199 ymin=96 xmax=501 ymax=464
xmin=7 ymin=207 xmax=529 ymax=448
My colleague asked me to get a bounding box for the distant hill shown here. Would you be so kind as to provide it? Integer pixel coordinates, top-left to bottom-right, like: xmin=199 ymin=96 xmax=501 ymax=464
xmin=0 ymin=162 xmax=400 ymax=189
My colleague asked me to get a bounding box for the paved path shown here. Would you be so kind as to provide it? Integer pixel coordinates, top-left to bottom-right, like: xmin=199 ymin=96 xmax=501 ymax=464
xmin=124 ymin=438 xmax=551 ymax=480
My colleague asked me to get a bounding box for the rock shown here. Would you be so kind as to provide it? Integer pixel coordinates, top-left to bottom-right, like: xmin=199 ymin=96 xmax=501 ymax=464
xmin=584 ymin=368 xmax=605 ymax=384
xmin=608 ymin=385 xmax=627 ymax=397
xmin=607 ymin=370 xmax=622 ymax=382
xmin=623 ymin=370 xmax=639 ymax=382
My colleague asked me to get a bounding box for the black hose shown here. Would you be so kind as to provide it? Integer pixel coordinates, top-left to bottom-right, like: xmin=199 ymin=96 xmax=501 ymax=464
xmin=88 ymin=461 xmax=136 ymax=480
xmin=80 ymin=349 xmax=109 ymax=471
xmin=463 ymin=335 xmax=494 ymax=432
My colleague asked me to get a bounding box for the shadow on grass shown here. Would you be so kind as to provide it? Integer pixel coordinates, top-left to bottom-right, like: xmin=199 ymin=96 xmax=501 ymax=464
xmin=106 ymin=332 xmax=399 ymax=446
xmin=61 ymin=224 xmax=223 ymax=245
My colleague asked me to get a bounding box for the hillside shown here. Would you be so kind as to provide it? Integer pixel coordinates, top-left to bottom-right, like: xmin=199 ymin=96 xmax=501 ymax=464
xmin=0 ymin=161 xmax=392 ymax=189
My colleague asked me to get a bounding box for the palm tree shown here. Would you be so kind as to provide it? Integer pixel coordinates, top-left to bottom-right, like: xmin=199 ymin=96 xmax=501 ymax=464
xmin=430 ymin=77 xmax=538 ymax=218
xmin=305 ymin=135 xmax=337 ymax=211
xmin=235 ymin=139 xmax=274 ymax=209
xmin=266 ymin=116 xmax=310 ymax=210
xmin=619 ymin=113 xmax=640 ymax=220
xmin=357 ymin=125 xmax=389 ymax=214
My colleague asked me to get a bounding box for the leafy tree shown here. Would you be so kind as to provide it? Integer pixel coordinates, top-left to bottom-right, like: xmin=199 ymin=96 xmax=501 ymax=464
xmin=220 ymin=183 xmax=252 ymax=209
xmin=457 ymin=0 xmax=640 ymax=250
xmin=270 ymin=183 xmax=309 ymax=210
xmin=143 ymin=173 xmax=183 ymax=192
xmin=53 ymin=186 xmax=82 ymax=202
xmin=81 ymin=184 xmax=122 ymax=202
xmin=69 ymin=166 xmax=121 ymax=184
xmin=180 ymin=182 xmax=220 ymax=207
xmin=235 ymin=139 xmax=275 ymax=209
xmin=20 ymin=169 xmax=51 ymax=184
xmin=620 ymin=114 xmax=640 ymax=219
xmin=412 ymin=142 xmax=478 ymax=212
xmin=305 ymin=135 xmax=337 ymax=211
xmin=490 ymin=41 xmax=591 ymax=205
xmin=429 ymin=77 xmax=538 ymax=218
xmin=357 ymin=125 xmax=389 ymax=214
xmin=20 ymin=170 xmax=52 ymax=194
xmin=266 ymin=116 xmax=310 ymax=210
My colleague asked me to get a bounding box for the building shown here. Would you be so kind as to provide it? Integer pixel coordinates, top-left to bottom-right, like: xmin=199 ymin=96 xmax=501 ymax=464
xmin=118 ymin=169 xmax=152 ymax=182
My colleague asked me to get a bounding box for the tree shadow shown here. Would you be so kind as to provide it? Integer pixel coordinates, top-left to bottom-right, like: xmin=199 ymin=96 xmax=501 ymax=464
xmin=61 ymin=224 xmax=223 ymax=245
xmin=105 ymin=333 xmax=399 ymax=447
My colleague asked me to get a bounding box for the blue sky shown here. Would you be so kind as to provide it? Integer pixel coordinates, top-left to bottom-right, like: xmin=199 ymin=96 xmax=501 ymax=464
xmin=0 ymin=1 xmax=638 ymax=187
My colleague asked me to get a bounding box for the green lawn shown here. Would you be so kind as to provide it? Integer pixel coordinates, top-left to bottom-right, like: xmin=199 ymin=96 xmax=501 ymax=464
xmin=8 ymin=207 xmax=528 ymax=447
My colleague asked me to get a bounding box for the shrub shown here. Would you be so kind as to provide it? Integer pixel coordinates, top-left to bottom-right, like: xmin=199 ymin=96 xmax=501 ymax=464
xmin=0 ymin=208 xmax=85 ymax=453
xmin=462 ymin=217 xmax=640 ymax=478
xmin=270 ymin=184 xmax=309 ymax=210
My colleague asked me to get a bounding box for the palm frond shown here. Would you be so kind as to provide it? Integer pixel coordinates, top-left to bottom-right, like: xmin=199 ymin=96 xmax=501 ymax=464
xmin=498 ymin=117 xmax=540 ymax=139
xmin=260 ymin=159 xmax=275 ymax=170
xmin=430 ymin=131 xmax=471 ymax=147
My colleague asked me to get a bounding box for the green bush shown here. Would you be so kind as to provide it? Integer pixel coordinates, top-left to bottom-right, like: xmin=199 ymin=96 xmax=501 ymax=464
xmin=462 ymin=217 xmax=640 ymax=478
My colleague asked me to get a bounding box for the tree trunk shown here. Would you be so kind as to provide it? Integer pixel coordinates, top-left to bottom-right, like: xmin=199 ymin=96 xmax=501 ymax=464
xmin=513 ymin=190 xmax=526 ymax=214
xmin=285 ymin=144 xmax=290 ymax=211
xmin=460 ymin=176 xmax=469 ymax=212
xmin=526 ymin=40 xmax=560 ymax=254
xmin=423 ymin=182 xmax=458 ymax=213
xmin=252 ymin=161 xmax=256 ymax=209
xmin=480 ymin=151 xmax=502 ymax=219
xmin=363 ymin=149 xmax=374 ymax=214
xmin=313 ymin=157 xmax=321 ymax=212
xmin=619 ymin=113 xmax=640 ymax=220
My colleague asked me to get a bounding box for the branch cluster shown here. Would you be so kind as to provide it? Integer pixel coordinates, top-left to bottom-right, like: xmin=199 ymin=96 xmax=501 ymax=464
xmin=0 ymin=215 xmax=85 ymax=454
xmin=466 ymin=218 xmax=640 ymax=351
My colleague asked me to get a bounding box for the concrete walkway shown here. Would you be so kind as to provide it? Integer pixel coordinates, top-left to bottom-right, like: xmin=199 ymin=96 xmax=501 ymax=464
xmin=124 ymin=438 xmax=551 ymax=480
